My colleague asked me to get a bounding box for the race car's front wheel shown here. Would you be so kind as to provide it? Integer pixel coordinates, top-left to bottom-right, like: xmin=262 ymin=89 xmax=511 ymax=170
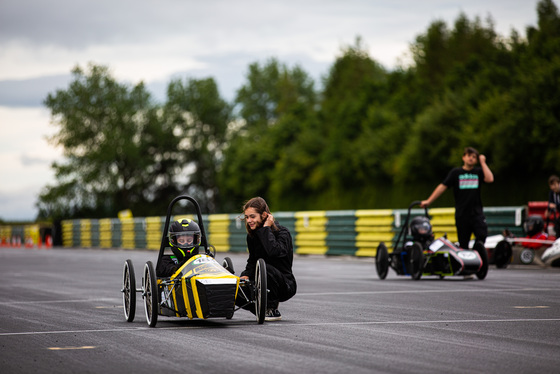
xmin=474 ymin=241 xmax=489 ymax=280
xmin=494 ymin=240 xmax=512 ymax=269
xmin=222 ymin=257 xmax=235 ymax=274
xmin=255 ymin=258 xmax=267 ymax=324
xmin=122 ymin=259 xmax=136 ymax=322
xmin=409 ymin=243 xmax=424 ymax=280
xmin=143 ymin=261 xmax=159 ymax=327
xmin=376 ymin=242 xmax=389 ymax=280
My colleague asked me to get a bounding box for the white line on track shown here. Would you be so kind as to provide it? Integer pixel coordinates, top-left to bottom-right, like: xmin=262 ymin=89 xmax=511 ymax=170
xmin=297 ymin=287 xmax=560 ymax=296
xmin=3 ymin=287 xmax=557 ymax=306
xmin=1 ymin=318 xmax=559 ymax=337
xmin=0 ymin=298 xmax=119 ymax=305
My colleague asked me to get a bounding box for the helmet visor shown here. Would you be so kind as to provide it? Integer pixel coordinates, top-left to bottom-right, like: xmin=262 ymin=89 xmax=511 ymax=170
xmin=169 ymin=231 xmax=201 ymax=249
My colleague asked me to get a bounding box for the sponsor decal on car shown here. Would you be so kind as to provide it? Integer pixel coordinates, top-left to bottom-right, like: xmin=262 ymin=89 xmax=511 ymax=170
xmin=457 ymin=251 xmax=477 ymax=260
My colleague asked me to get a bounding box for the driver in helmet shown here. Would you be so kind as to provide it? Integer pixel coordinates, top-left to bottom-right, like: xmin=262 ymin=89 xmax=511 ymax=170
xmin=156 ymin=218 xmax=201 ymax=277
xmin=410 ymin=216 xmax=433 ymax=244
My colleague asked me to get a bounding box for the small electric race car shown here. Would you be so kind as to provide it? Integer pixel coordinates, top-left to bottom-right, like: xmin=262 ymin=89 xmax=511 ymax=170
xmin=121 ymin=195 xmax=268 ymax=327
xmin=489 ymin=214 xmax=558 ymax=267
xmin=376 ymin=201 xmax=488 ymax=280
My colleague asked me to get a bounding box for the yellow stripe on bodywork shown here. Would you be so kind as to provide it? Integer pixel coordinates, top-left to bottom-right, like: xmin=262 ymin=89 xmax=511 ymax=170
xmin=181 ymin=280 xmax=194 ymax=319
xmin=190 ymin=277 xmax=203 ymax=319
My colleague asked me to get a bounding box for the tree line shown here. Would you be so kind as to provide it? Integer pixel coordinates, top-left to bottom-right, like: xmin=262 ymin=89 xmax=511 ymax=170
xmin=37 ymin=0 xmax=560 ymax=221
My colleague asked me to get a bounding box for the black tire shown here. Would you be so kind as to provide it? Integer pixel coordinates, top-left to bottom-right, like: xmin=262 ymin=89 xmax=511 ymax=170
xmin=409 ymin=243 xmax=424 ymax=280
xmin=255 ymin=258 xmax=267 ymax=324
xmin=143 ymin=261 xmax=159 ymax=327
xmin=222 ymin=257 xmax=235 ymax=274
xmin=375 ymin=242 xmax=389 ymax=280
xmin=494 ymin=240 xmax=512 ymax=269
xmin=474 ymin=241 xmax=489 ymax=280
xmin=122 ymin=259 xmax=136 ymax=322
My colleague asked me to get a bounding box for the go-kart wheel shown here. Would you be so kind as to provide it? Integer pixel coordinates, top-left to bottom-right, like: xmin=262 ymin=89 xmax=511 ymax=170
xmin=143 ymin=261 xmax=159 ymax=327
xmin=474 ymin=241 xmax=489 ymax=280
xmin=409 ymin=243 xmax=424 ymax=280
xmin=519 ymin=248 xmax=535 ymax=264
xmin=375 ymin=242 xmax=389 ymax=280
xmin=222 ymin=257 xmax=235 ymax=274
xmin=122 ymin=259 xmax=136 ymax=322
xmin=494 ymin=240 xmax=512 ymax=269
xmin=255 ymin=258 xmax=267 ymax=324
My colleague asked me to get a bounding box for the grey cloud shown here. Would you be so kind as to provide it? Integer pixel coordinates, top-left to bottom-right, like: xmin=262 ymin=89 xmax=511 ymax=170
xmin=147 ymin=51 xmax=331 ymax=103
xmin=0 ymin=0 xmax=200 ymax=48
xmin=0 ymin=49 xmax=330 ymax=109
xmin=0 ymin=74 xmax=72 ymax=107
xmin=20 ymin=154 xmax=53 ymax=167
xmin=0 ymin=0 xmax=387 ymax=50
xmin=0 ymin=185 xmax=41 ymax=221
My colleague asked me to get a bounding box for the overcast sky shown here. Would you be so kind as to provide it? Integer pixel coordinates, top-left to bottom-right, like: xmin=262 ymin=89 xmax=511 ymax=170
xmin=0 ymin=0 xmax=540 ymax=220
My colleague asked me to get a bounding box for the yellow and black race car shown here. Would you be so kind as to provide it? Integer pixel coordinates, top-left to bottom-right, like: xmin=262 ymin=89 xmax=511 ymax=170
xmin=121 ymin=195 xmax=267 ymax=327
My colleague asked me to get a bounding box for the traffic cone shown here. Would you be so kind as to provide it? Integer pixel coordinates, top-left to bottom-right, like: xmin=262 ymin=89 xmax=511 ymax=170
xmin=45 ymin=235 xmax=53 ymax=249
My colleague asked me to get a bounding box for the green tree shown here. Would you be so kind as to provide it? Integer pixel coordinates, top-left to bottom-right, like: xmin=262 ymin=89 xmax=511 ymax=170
xmin=165 ymin=77 xmax=232 ymax=212
xmin=313 ymin=38 xmax=390 ymax=207
xmin=38 ymin=63 xmax=181 ymax=219
xmin=393 ymin=0 xmax=560 ymax=205
xmin=396 ymin=12 xmax=512 ymax=183
xmin=218 ymin=58 xmax=317 ymax=210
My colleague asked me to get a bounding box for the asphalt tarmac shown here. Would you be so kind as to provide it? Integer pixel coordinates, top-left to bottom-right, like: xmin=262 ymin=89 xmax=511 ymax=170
xmin=1 ymin=247 xmax=559 ymax=374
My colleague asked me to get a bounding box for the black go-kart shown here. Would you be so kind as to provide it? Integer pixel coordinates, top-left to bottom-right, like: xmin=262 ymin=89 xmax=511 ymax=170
xmin=121 ymin=195 xmax=268 ymax=327
xmin=376 ymin=201 xmax=488 ymax=280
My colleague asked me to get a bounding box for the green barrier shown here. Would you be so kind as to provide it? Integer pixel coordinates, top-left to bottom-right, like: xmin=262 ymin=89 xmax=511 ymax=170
xmin=145 ymin=216 xmax=163 ymax=250
xmin=325 ymin=210 xmax=356 ymax=256
xmin=208 ymin=214 xmax=231 ymax=253
xmin=59 ymin=206 xmax=526 ymax=256
xmin=355 ymin=209 xmax=394 ymax=256
xmin=294 ymin=211 xmax=327 ymax=255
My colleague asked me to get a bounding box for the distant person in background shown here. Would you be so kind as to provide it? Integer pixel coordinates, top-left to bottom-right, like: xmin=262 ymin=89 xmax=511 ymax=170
xmin=238 ymin=197 xmax=297 ymax=321
xmin=546 ymin=175 xmax=560 ymax=215
xmin=421 ymin=147 xmax=494 ymax=249
xmin=546 ymin=175 xmax=560 ymax=236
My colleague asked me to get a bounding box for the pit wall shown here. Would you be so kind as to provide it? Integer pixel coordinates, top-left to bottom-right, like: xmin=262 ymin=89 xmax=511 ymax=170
xmin=58 ymin=206 xmax=525 ymax=256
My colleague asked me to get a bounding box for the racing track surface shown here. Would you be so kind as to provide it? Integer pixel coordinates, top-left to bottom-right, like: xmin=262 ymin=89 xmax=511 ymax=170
xmin=1 ymin=247 xmax=560 ymax=374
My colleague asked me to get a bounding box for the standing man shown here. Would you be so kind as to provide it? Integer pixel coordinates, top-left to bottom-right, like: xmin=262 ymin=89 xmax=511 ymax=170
xmin=421 ymin=147 xmax=494 ymax=249
xmin=546 ymin=175 xmax=560 ymax=215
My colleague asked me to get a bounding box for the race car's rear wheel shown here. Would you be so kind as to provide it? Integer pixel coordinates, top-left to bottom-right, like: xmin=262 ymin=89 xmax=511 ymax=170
xmin=494 ymin=240 xmax=512 ymax=269
xmin=122 ymin=259 xmax=136 ymax=322
xmin=143 ymin=261 xmax=159 ymax=327
xmin=474 ymin=241 xmax=489 ymax=280
xmin=255 ymin=258 xmax=267 ymax=324
xmin=376 ymin=242 xmax=389 ymax=280
xmin=409 ymin=243 xmax=424 ymax=280
xmin=222 ymin=257 xmax=235 ymax=274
